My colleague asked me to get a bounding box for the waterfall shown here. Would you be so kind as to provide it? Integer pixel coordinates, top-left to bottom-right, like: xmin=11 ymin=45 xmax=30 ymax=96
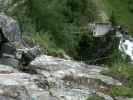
xmin=118 ymin=33 xmax=133 ymax=61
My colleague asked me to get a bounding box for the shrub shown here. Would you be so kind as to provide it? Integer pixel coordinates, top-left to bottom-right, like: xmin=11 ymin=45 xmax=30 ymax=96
xmin=86 ymin=95 xmax=104 ymax=100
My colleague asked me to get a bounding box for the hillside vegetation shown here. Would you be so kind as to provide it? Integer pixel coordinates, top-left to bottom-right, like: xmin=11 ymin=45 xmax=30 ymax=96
xmin=100 ymin=0 xmax=133 ymax=33
xmin=14 ymin=0 xmax=132 ymax=64
xmin=24 ymin=0 xmax=99 ymax=58
xmin=7 ymin=0 xmax=133 ymax=62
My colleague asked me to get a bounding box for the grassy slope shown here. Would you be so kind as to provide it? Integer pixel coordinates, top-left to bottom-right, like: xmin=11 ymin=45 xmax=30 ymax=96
xmin=22 ymin=0 xmax=99 ymax=57
xmin=99 ymin=0 xmax=133 ymax=33
xmin=94 ymin=0 xmax=133 ymax=98
xmin=102 ymin=63 xmax=133 ymax=97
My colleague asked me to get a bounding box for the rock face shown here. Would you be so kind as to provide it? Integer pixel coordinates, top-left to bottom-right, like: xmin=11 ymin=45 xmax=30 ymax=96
xmin=0 ymin=13 xmax=21 ymax=42
xmin=0 ymin=64 xmax=57 ymax=100
xmin=0 ymin=13 xmax=21 ymax=67
xmin=31 ymin=55 xmax=122 ymax=86
xmin=0 ymin=2 xmax=131 ymax=100
xmin=0 ymin=54 xmax=130 ymax=100
xmin=0 ymin=14 xmax=40 ymax=68
xmin=0 ymin=14 xmax=50 ymax=100
xmin=0 ymin=85 xmax=30 ymax=100
xmin=0 ymin=55 xmax=123 ymax=100
xmin=30 ymin=55 xmax=122 ymax=100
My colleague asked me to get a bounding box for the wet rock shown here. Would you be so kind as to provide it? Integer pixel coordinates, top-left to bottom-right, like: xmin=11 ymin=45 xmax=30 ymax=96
xmin=119 ymin=34 xmax=133 ymax=61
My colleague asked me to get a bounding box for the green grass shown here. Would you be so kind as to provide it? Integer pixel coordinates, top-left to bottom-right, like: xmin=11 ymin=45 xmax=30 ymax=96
xmin=103 ymin=62 xmax=133 ymax=97
xmin=99 ymin=0 xmax=133 ymax=33
xmin=105 ymin=62 xmax=133 ymax=80
xmin=108 ymin=86 xmax=133 ymax=97
xmin=86 ymin=95 xmax=104 ymax=100
xmin=23 ymin=31 xmax=65 ymax=56
xmin=97 ymin=2 xmax=133 ymax=96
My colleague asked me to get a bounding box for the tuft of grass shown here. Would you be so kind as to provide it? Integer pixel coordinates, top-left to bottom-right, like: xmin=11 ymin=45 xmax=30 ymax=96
xmin=105 ymin=62 xmax=133 ymax=80
xmin=23 ymin=30 xmax=64 ymax=56
xmin=103 ymin=62 xmax=133 ymax=97
xmin=86 ymin=95 xmax=104 ymax=100
xmin=108 ymin=86 xmax=133 ymax=97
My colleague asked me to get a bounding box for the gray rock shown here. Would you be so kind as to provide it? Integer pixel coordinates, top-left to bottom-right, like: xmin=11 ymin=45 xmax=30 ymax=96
xmin=0 ymin=17 xmax=40 ymax=67
xmin=115 ymin=96 xmax=133 ymax=100
xmin=0 ymin=13 xmax=21 ymax=42
xmin=0 ymin=65 xmax=53 ymax=100
xmin=0 ymin=42 xmax=16 ymax=56
xmin=0 ymin=85 xmax=30 ymax=100
xmin=30 ymin=55 xmax=122 ymax=100
xmin=96 ymin=92 xmax=114 ymax=100
xmin=0 ymin=67 xmax=31 ymax=100
xmin=0 ymin=31 xmax=2 ymax=42
xmin=31 ymin=91 xmax=49 ymax=100
xmin=0 ymin=96 xmax=16 ymax=100
xmin=17 ymin=46 xmax=41 ymax=66
xmin=0 ymin=64 xmax=18 ymax=74
xmin=30 ymin=55 xmax=121 ymax=86
xmin=0 ymin=13 xmax=40 ymax=67
xmin=0 ymin=57 xmax=19 ymax=68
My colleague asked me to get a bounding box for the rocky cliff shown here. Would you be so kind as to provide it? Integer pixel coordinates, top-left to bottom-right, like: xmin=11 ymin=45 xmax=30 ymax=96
xmin=0 ymin=1 xmax=133 ymax=100
xmin=0 ymin=14 xmax=130 ymax=100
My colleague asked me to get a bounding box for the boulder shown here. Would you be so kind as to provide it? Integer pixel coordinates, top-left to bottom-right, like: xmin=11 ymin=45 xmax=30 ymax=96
xmin=0 ymin=64 xmax=55 ymax=100
xmin=0 ymin=85 xmax=30 ymax=100
xmin=0 ymin=42 xmax=16 ymax=56
xmin=0 ymin=57 xmax=19 ymax=68
xmin=0 ymin=14 xmax=41 ymax=67
xmin=0 ymin=13 xmax=21 ymax=42
xmin=17 ymin=46 xmax=41 ymax=66
xmin=0 ymin=67 xmax=31 ymax=100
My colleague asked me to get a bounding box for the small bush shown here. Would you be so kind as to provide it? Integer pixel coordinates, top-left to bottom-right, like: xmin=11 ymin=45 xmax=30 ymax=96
xmin=108 ymin=86 xmax=133 ymax=97
xmin=103 ymin=62 xmax=133 ymax=97
xmin=86 ymin=95 xmax=104 ymax=100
